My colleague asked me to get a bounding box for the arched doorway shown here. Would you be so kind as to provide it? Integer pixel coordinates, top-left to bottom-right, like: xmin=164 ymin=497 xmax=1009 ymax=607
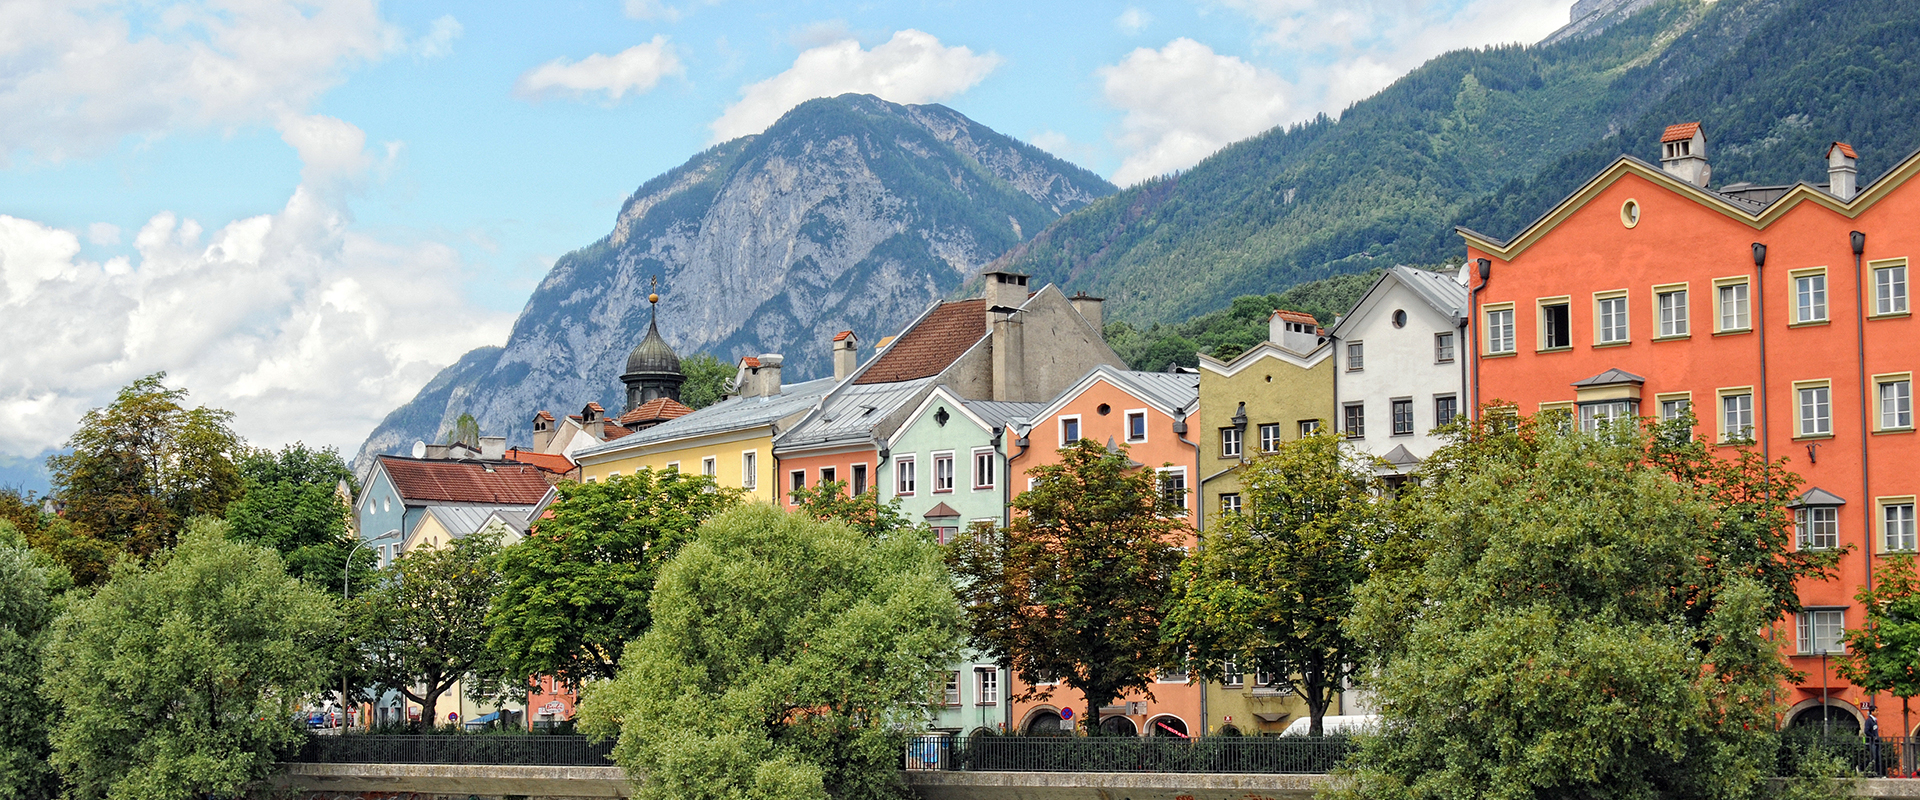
xmin=1790 ymin=703 xmax=1861 ymax=736
xmin=1217 ymin=724 xmax=1244 ymax=737
xmin=1099 ymin=715 xmax=1138 ymax=736
xmin=1147 ymin=715 xmax=1189 ymax=738
xmin=1023 ymin=709 xmax=1067 ymax=736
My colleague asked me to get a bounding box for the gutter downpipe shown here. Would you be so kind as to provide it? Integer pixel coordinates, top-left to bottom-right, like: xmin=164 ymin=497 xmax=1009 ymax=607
xmin=1753 ymin=243 xmax=1770 ymax=467
xmin=1003 ymin=425 xmax=1028 ymax=735
xmin=1853 ymin=230 xmax=1875 ymax=719
xmin=1471 ymin=258 xmax=1492 ymax=419
xmin=1173 ymin=407 xmax=1203 ymax=733
xmin=1330 ymin=333 xmax=1341 ymax=433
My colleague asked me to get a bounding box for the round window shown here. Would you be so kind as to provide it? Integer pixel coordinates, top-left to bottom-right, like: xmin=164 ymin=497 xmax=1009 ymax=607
xmin=1621 ymin=198 xmax=1641 ymax=228
xmin=1097 ymin=403 xmax=1112 ymax=415
xmin=1391 ymin=309 xmax=1407 ymax=328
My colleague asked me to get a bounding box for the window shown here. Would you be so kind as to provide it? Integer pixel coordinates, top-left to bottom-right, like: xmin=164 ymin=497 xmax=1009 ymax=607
xmin=1875 ymin=262 xmax=1909 ymax=315
xmin=1347 ymin=341 xmax=1365 ymax=371
xmin=896 ymin=458 xmax=916 ymax=495
xmin=1391 ymin=399 xmax=1414 ymax=435
xmin=1158 ymin=665 xmax=1190 ymax=683
xmin=1660 ymin=397 xmax=1691 ymax=422
xmin=851 ymin=463 xmax=868 ymax=496
xmin=942 ymin=673 xmax=961 ymax=706
xmin=1220 ymin=427 xmax=1242 ymax=457
xmin=1797 ymin=383 xmax=1831 ymax=437
xmin=1258 ymin=423 xmax=1281 ymax=452
xmin=1721 ymin=391 xmax=1754 ymax=441
xmin=975 ymin=668 xmax=999 ymax=705
xmin=1579 ymin=400 xmax=1636 ymax=432
xmin=1797 ymin=610 xmax=1845 ymax=655
xmin=664 ymin=462 xmax=680 ymax=472
xmin=1299 ymin=419 xmax=1320 ymax=436
xmin=1794 ymin=271 xmax=1828 ymax=323
xmin=1717 ymin=280 xmax=1751 ymax=332
xmin=1657 ymin=287 xmax=1688 ymax=337
xmin=1486 ymin=306 xmax=1515 ymax=354
xmin=1125 ymin=411 xmax=1147 ymax=442
xmin=1219 ymin=493 xmax=1241 ymax=514
xmin=1540 ymin=300 xmax=1571 ymax=349
xmin=1796 ymin=506 xmax=1839 ymax=550
xmin=702 ymin=456 xmax=716 ymax=477
xmin=1887 ymin=501 xmax=1918 ymax=552
xmin=741 ymin=451 xmax=758 ymax=489
xmin=1596 ymin=293 xmax=1628 ymax=344
xmin=1435 ymin=395 xmax=1458 ymax=427
xmin=1222 ymin=658 xmax=1244 ymax=688
xmin=1342 ymin=404 xmax=1364 ymax=438
xmin=1435 ymin=331 xmax=1456 ymax=363
xmin=820 ymin=466 xmax=836 ymax=486
xmin=790 ymin=470 xmax=806 ymax=496
xmin=933 ymin=526 xmax=958 ymax=545
xmin=972 ymin=449 xmax=995 ymax=489
xmin=933 ymin=453 xmax=955 ymax=492
xmin=1880 ymin=378 xmax=1913 ymax=430
xmin=1061 ymin=416 xmax=1081 ymax=444
xmin=1159 ymin=468 xmax=1188 ymax=514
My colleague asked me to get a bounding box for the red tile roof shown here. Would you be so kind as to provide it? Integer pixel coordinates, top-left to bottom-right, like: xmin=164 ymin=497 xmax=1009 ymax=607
xmin=379 ymin=456 xmax=552 ymax=505
xmin=924 ymin=501 xmax=961 ymax=519
xmin=504 ymin=448 xmax=576 ymax=475
xmin=601 ymin=421 xmax=632 ymax=440
xmin=855 ymin=299 xmax=987 ymax=385
xmin=1662 ymin=122 xmax=1701 ymax=143
xmin=619 ymin=398 xmax=694 ymax=425
xmin=832 ymin=330 xmax=855 ymax=342
xmin=740 ymin=356 xmax=761 ymax=368
xmin=533 ymin=410 xmax=554 ymax=422
xmin=1271 ymin=309 xmax=1318 ymax=326
xmin=583 ymin=402 xmax=604 ymax=413
xmin=1831 ymin=142 xmax=1858 ymax=159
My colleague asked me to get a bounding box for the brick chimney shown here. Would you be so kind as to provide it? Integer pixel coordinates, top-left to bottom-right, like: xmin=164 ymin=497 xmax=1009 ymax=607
xmin=1659 ymin=123 xmax=1710 ymax=188
xmin=1070 ymin=292 xmax=1104 ymax=332
xmin=832 ymin=331 xmax=859 ymax=381
xmin=1827 ymin=142 xmax=1858 ymax=201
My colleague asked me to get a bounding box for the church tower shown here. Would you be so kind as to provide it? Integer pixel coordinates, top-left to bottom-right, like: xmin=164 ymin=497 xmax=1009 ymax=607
xmin=621 ymin=282 xmax=684 ymax=411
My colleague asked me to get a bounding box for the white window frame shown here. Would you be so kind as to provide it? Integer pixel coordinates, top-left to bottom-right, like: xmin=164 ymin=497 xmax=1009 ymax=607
xmin=741 ymin=451 xmax=758 ymax=489
xmin=1714 ymin=277 xmax=1752 ymax=333
xmin=971 ymin=448 xmax=996 ymax=490
xmin=1219 ymin=493 xmax=1241 ymax=515
xmin=1595 ymin=290 xmax=1629 ymax=345
xmin=1124 ymin=409 xmax=1149 ymax=443
xmin=1435 ymin=331 xmax=1455 ymax=363
xmin=664 ymin=461 xmax=679 ymax=472
xmin=1157 ymin=466 xmax=1188 ymax=516
xmin=975 ymin=667 xmax=999 ymax=706
xmin=1877 ymin=374 xmax=1914 ymax=431
xmin=932 ymin=451 xmax=955 ymax=493
xmin=851 ymin=463 xmax=869 ymax=496
xmin=1796 ymin=506 xmax=1840 ymax=551
xmin=1578 ymin=400 xmax=1636 ymax=432
xmin=1059 ymin=415 xmax=1083 ymax=445
xmin=1719 ymin=388 xmax=1755 ymax=442
xmin=1872 ymin=259 xmax=1909 ymax=317
xmin=701 ymin=456 xmax=717 ymax=477
xmin=1884 ymin=497 xmax=1918 ymax=553
xmin=896 ymin=457 xmax=917 ymax=496
xmin=1791 ymin=268 xmax=1829 ymax=324
xmin=1220 ymin=427 xmax=1242 ymax=457
xmin=1257 ymin=422 xmax=1281 ymax=453
xmin=1797 ymin=609 xmax=1845 ymax=655
xmin=1346 ymin=341 xmax=1365 ymax=371
xmin=1654 ymin=284 xmax=1689 ymax=339
xmin=1484 ymin=303 xmax=1516 ymax=355
xmin=942 ymin=672 xmax=962 ymax=707
xmin=1537 ymin=296 xmax=1573 ymax=350
xmin=789 ymin=469 xmax=806 ymax=497
xmin=1299 ymin=419 xmax=1321 ymax=436
xmin=1796 ymin=381 xmax=1832 ymax=437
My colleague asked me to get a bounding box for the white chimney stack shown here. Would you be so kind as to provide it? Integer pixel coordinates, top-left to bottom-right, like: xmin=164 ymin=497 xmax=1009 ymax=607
xmin=1269 ymin=309 xmax=1320 ymax=356
xmin=756 ymin=354 xmax=784 ymax=397
xmin=1659 ymin=122 xmax=1710 ymax=188
xmin=1828 ymin=142 xmax=1858 ymax=201
xmin=832 ymin=331 xmax=859 ymax=381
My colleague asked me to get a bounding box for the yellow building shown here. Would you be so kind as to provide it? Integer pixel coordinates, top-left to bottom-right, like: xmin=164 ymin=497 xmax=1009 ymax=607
xmin=571 ymin=358 xmax=834 ymax=502
xmin=1194 ymin=309 xmax=1338 ymax=736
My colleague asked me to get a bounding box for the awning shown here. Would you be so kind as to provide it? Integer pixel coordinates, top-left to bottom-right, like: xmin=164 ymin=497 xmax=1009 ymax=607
xmin=464 ymin=711 xmax=502 ymax=725
xmin=1253 ymin=712 xmax=1289 ymax=723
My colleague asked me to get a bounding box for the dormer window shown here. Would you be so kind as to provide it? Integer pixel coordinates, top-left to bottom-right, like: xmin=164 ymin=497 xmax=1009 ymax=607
xmin=1790 ymin=488 xmax=1846 ymax=551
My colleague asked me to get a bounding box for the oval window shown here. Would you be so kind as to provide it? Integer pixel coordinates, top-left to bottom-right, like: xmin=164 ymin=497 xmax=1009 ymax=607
xmin=1621 ymin=199 xmax=1641 ymax=228
xmin=1097 ymin=403 xmax=1112 ymax=415
xmin=1391 ymin=309 xmax=1407 ymax=328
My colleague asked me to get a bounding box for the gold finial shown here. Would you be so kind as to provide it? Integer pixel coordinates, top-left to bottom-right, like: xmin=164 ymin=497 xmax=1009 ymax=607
xmin=648 ymin=275 xmax=659 ymax=305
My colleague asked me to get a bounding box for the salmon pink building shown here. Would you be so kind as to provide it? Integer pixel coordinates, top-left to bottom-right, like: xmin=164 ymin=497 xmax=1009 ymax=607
xmin=1461 ymin=124 xmax=1920 ymax=733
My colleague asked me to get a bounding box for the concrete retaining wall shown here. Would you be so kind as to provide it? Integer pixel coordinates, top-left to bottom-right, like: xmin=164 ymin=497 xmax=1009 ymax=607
xmin=902 ymin=770 xmax=1330 ymax=800
xmin=267 ymin=763 xmax=631 ymax=799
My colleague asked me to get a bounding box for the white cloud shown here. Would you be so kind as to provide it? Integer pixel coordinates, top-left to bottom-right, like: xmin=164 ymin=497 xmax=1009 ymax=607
xmin=87 ymin=223 xmax=121 ymax=247
xmin=1115 ymin=8 xmax=1152 ymax=33
xmin=514 ymin=37 xmax=684 ymax=103
xmin=1099 ymin=39 xmax=1292 ymax=185
xmin=410 ymin=14 xmax=463 ymax=59
xmin=710 ymin=29 xmax=1002 ymax=143
xmin=0 ymin=0 xmax=420 ymax=165
xmin=0 ymin=132 xmax=512 ymax=460
xmin=623 ymin=0 xmax=684 ymax=22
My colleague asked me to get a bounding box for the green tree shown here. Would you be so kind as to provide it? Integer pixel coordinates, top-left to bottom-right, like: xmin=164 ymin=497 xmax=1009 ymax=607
xmin=1335 ymin=413 xmax=1828 ymax=800
xmin=353 ymin=531 xmax=504 ymax=729
xmin=1841 ymin=554 xmax=1920 ymax=740
xmin=487 ymin=470 xmax=740 ymax=688
xmin=1161 ymin=431 xmax=1380 ymax=736
xmin=0 ymin=522 xmax=68 ymax=800
xmin=46 ymin=373 xmax=245 ymax=571
xmin=789 ymin=479 xmax=915 ymax=538
xmin=224 ymin=443 xmax=365 ymax=594
xmin=579 ymin=504 xmax=962 ymax=800
xmin=679 ymin=353 xmax=734 ymax=410
xmin=442 ymin=412 xmax=481 ymax=448
xmin=947 ymin=439 xmax=1188 ymax=734
xmin=0 ymin=487 xmax=38 ymax=541
xmin=42 ymin=519 xmax=336 ymax=800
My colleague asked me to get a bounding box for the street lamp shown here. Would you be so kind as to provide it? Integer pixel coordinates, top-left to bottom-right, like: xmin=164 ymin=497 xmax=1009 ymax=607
xmin=341 ymin=529 xmax=401 ymax=731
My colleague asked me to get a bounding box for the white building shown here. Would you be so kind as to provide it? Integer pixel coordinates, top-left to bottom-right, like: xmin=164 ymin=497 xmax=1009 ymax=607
xmin=1326 ymin=266 xmax=1470 ymax=476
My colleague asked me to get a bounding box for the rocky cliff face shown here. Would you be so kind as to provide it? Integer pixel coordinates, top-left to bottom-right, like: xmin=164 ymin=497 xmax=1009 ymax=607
xmin=356 ymin=94 xmax=1114 ymax=469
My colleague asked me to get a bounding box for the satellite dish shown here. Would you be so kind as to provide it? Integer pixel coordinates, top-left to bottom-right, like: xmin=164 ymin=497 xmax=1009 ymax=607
xmin=411 ymin=441 xmax=427 ymax=459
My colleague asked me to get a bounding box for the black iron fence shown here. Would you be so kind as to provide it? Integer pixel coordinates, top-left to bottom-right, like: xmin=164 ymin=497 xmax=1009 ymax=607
xmin=291 ymin=734 xmax=615 ymax=766
xmin=1779 ymin=731 xmax=1920 ymax=778
xmin=904 ymin=734 xmax=1353 ymax=774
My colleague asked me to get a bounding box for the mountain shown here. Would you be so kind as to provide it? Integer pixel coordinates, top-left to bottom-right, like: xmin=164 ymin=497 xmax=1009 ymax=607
xmin=356 ymin=94 xmax=1114 ymax=468
xmin=997 ymin=0 xmax=1920 ymax=328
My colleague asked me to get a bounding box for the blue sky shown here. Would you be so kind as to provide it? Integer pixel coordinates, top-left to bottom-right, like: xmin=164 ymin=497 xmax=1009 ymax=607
xmin=0 ymin=0 xmax=1574 ymax=488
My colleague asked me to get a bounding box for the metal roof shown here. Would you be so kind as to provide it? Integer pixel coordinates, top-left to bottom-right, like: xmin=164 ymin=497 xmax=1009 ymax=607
xmin=1388 ymin=265 xmax=1469 ymax=319
xmin=1100 ymin=369 xmax=1201 ymax=416
xmin=1571 ymin=368 xmax=1647 ymax=387
xmin=775 ymin=376 xmax=934 ymax=451
xmin=421 ymin=505 xmax=533 ymax=539
xmin=1790 ymin=487 xmax=1848 ymax=507
xmin=962 ymin=399 xmax=1047 ymax=430
xmin=572 ymin=377 xmax=836 ymax=459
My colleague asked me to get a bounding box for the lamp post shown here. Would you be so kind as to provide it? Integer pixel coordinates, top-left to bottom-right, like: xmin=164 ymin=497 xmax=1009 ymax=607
xmin=342 ymin=530 xmax=401 ymax=731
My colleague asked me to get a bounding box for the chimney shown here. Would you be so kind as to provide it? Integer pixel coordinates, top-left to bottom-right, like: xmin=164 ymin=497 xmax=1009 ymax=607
xmin=1070 ymin=292 xmax=1105 ymax=333
xmin=424 ymin=443 xmax=451 ymax=460
xmin=832 ymin=331 xmax=860 ymax=381
xmin=1269 ymin=309 xmax=1320 ymax=355
xmin=480 ymin=436 xmax=506 ymax=461
xmin=1659 ymin=123 xmax=1710 ymax=188
xmin=982 ymin=268 xmax=1030 ymax=319
xmin=1828 ymin=142 xmax=1859 ymax=201
xmin=531 ymin=412 xmax=554 ymax=452
xmin=756 ymin=354 xmax=784 ymax=397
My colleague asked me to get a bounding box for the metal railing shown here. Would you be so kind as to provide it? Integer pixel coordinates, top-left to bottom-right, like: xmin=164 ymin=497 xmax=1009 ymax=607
xmin=291 ymin=734 xmax=615 ymax=766
xmin=904 ymin=733 xmax=1352 ymax=774
xmin=1780 ymin=732 xmax=1920 ymax=778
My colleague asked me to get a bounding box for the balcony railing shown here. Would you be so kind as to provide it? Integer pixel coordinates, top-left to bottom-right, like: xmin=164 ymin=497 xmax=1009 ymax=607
xmin=291 ymin=734 xmax=615 ymax=766
xmin=904 ymin=733 xmax=1353 ymax=774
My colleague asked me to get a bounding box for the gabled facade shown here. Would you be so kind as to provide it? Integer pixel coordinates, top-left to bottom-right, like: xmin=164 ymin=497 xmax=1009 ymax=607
xmin=1461 ymin=124 xmax=1920 ymax=733
xmin=1326 ymin=265 xmax=1470 ymax=473
xmin=355 ymin=455 xmax=552 ymax=566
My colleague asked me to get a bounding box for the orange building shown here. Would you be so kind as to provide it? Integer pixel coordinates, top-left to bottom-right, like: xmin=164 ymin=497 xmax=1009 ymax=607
xmin=1004 ymin=366 xmax=1203 ymax=737
xmin=1461 ymin=124 xmax=1920 ymax=733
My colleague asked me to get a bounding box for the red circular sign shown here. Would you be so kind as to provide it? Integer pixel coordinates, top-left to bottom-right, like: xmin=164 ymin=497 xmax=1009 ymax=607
xmin=1059 ymin=707 xmax=1074 ymax=721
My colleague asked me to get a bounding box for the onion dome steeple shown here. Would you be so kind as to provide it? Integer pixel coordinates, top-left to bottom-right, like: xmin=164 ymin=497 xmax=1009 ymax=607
xmin=622 ymin=278 xmax=685 ymax=411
